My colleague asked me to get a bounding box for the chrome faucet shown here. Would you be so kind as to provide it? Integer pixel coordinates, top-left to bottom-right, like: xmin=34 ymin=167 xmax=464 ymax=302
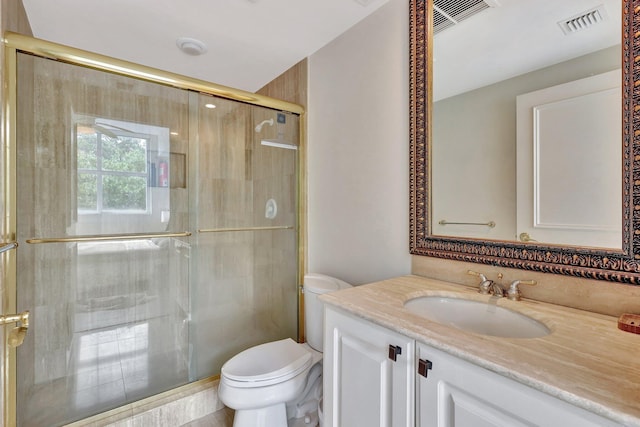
xmin=485 ymin=281 xmax=505 ymax=297
xmin=506 ymin=279 xmax=536 ymax=301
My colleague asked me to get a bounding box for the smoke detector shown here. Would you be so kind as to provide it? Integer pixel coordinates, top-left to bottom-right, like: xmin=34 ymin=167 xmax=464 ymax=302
xmin=176 ymin=37 xmax=207 ymax=56
xmin=558 ymin=5 xmax=608 ymax=35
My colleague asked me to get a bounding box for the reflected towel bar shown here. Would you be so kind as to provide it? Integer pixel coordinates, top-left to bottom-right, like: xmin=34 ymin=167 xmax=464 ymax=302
xmin=26 ymin=232 xmax=191 ymax=244
xmin=198 ymin=226 xmax=294 ymax=233
xmin=0 ymin=242 xmax=18 ymax=254
xmin=438 ymin=220 xmax=496 ymax=228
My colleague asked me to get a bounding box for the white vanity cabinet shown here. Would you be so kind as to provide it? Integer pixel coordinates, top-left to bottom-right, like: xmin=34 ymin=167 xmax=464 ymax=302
xmin=324 ymin=307 xmax=415 ymax=427
xmin=416 ymin=342 xmax=621 ymax=427
xmin=324 ymin=306 xmax=622 ymax=427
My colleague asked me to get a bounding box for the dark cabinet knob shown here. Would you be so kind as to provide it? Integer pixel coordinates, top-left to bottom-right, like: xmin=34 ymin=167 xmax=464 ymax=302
xmin=418 ymin=358 xmax=433 ymax=377
xmin=388 ymin=344 xmax=402 ymax=361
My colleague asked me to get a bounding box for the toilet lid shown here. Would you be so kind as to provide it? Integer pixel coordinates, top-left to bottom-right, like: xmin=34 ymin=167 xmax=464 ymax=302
xmin=222 ymin=338 xmax=313 ymax=385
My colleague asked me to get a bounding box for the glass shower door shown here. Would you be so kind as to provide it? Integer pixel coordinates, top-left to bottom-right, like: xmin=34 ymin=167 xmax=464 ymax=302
xmin=8 ymin=38 xmax=303 ymax=427
xmin=190 ymin=94 xmax=300 ymax=378
xmin=14 ymin=53 xmax=191 ymax=426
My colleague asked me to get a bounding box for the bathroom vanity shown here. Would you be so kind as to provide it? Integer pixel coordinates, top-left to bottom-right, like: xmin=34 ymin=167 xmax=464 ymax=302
xmin=321 ymin=275 xmax=640 ymax=427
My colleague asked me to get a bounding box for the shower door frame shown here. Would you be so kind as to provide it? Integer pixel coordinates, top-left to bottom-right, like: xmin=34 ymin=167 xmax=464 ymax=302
xmin=1 ymin=31 xmax=307 ymax=427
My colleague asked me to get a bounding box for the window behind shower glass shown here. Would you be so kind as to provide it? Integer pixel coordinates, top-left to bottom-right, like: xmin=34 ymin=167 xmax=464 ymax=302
xmin=73 ymin=116 xmax=172 ymax=235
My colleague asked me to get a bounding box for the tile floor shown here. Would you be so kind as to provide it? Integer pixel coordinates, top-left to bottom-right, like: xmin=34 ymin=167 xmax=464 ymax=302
xmin=182 ymin=407 xmax=234 ymax=427
xmin=19 ymin=315 xmax=189 ymax=426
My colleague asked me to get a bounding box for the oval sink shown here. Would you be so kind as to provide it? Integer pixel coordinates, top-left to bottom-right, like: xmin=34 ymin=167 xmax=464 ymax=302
xmin=404 ymin=296 xmax=550 ymax=339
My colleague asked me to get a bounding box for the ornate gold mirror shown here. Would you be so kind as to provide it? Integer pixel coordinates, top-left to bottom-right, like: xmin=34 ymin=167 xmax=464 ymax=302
xmin=409 ymin=0 xmax=640 ymax=283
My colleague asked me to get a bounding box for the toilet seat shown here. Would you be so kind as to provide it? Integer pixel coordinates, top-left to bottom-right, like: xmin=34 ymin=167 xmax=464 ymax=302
xmin=221 ymin=338 xmax=313 ymax=388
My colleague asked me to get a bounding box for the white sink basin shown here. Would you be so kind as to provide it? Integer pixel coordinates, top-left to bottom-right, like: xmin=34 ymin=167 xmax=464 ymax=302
xmin=404 ymin=296 xmax=550 ymax=339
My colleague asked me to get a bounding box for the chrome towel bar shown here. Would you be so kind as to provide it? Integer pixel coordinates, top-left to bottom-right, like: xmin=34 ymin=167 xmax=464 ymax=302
xmin=438 ymin=220 xmax=496 ymax=228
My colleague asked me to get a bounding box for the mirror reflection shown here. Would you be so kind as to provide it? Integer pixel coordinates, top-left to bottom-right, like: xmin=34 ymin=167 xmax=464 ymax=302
xmin=431 ymin=0 xmax=621 ymax=249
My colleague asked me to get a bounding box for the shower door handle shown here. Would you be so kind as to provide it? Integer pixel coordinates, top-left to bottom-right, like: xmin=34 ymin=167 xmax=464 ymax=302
xmin=1 ymin=310 xmax=29 ymax=347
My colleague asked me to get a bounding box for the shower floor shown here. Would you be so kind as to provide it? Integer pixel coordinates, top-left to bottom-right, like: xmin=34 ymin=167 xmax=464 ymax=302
xmin=19 ymin=314 xmax=190 ymax=427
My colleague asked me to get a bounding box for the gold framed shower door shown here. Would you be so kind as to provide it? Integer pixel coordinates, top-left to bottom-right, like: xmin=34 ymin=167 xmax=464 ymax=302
xmin=2 ymin=32 xmax=307 ymax=427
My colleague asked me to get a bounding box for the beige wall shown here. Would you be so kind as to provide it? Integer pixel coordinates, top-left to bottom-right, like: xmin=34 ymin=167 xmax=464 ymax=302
xmin=306 ymin=0 xmax=639 ymax=318
xmin=307 ymin=0 xmax=412 ymax=285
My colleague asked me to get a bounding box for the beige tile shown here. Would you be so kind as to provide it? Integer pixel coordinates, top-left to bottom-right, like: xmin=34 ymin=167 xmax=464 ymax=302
xmin=412 ymin=255 xmax=640 ymax=317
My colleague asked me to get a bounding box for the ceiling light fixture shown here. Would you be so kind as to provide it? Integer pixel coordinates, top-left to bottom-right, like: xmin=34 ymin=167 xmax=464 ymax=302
xmin=176 ymin=37 xmax=208 ymax=56
xmin=204 ymin=103 xmax=216 ymax=109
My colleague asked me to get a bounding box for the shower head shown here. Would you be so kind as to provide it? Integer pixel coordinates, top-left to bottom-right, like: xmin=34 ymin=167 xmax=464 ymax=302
xmin=255 ymin=118 xmax=274 ymax=132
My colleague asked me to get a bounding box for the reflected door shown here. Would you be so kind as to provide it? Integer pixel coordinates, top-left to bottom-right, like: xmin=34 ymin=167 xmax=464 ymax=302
xmin=516 ymin=70 xmax=622 ymax=248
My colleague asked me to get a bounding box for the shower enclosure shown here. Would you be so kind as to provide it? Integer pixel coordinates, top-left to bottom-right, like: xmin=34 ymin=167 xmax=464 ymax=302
xmin=2 ymin=33 xmax=303 ymax=426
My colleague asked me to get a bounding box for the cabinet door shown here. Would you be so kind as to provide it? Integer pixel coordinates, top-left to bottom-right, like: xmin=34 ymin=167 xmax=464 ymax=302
xmin=416 ymin=342 xmax=621 ymax=427
xmin=324 ymin=307 xmax=414 ymax=427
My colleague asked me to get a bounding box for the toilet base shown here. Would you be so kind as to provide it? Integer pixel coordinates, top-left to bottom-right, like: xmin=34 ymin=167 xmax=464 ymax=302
xmin=233 ymin=403 xmax=287 ymax=427
xmin=289 ymin=410 xmax=319 ymax=427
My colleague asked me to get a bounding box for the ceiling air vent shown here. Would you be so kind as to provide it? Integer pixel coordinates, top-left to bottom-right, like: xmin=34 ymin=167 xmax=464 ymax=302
xmin=433 ymin=0 xmax=499 ymax=35
xmin=558 ymin=5 xmax=608 ymax=35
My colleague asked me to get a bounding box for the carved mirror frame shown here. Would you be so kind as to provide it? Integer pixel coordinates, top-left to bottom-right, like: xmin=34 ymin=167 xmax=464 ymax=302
xmin=409 ymin=0 xmax=640 ymax=284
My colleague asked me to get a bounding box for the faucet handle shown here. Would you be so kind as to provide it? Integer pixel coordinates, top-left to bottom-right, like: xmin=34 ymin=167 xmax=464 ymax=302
xmin=507 ymin=280 xmax=536 ymax=301
xmin=467 ymin=270 xmax=487 ymax=282
xmin=468 ymin=270 xmax=495 ymax=294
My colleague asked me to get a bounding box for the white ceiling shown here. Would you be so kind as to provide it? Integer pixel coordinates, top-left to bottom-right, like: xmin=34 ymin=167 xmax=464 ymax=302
xmin=433 ymin=0 xmax=621 ymax=101
xmin=20 ymin=0 xmax=622 ymax=99
xmin=21 ymin=0 xmax=390 ymax=92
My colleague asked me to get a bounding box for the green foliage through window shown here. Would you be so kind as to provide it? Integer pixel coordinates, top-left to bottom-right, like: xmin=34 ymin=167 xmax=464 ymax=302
xmin=77 ymin=129 xmax=149 ymax=212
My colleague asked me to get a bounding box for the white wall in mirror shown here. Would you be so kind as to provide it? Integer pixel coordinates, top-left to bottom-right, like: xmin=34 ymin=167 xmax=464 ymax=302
xmin=433 ymin=0 xmax=621 ymax=101
xmin=432 ymin=46 xmax=620 ymax=242
xmin=431 ymin=0 xmax=621 ymax=248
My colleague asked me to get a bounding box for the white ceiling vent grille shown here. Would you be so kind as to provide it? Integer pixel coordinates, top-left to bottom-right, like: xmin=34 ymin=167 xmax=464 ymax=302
xmin=558 ymin=5 xmax=608 ymax=35
xmin=433 ymin=0 xmax=498 ymax=35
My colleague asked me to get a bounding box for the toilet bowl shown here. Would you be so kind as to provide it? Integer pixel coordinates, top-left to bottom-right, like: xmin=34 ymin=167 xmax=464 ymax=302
xmin=218 ymin=274 xmax=352 ymax=427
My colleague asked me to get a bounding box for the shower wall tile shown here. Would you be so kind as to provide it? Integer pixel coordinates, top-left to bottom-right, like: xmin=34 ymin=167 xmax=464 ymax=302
xmin=256 ymin=59 xmax=308 ymax=107
xmin=198 ymin=179 xmax=254 ymax=229
xmin=251 ymin=69 xmax=302 ymax=346
xmin=128 ymin=381 xmax=224 ymax=427
xmin=65 ymin=378 xmax=225 ymax=427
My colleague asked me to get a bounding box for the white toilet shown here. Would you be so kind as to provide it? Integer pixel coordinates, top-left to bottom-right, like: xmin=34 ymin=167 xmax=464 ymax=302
xmin=219 ymin=273 xmax=352 ymax=427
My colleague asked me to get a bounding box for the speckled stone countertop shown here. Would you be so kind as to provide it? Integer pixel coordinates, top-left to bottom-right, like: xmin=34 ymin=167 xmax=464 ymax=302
xmin=319 ymin=275 xmax=640 ymax=426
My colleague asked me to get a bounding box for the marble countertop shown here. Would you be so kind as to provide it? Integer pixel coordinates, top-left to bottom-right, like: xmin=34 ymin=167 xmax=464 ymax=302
xmin=319 ymin=275 xmax=640 ymax=426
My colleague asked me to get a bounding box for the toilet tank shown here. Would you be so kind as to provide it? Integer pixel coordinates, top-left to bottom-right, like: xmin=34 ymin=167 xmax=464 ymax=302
xmin=304 ymin=273 xmax=352 ymax=352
